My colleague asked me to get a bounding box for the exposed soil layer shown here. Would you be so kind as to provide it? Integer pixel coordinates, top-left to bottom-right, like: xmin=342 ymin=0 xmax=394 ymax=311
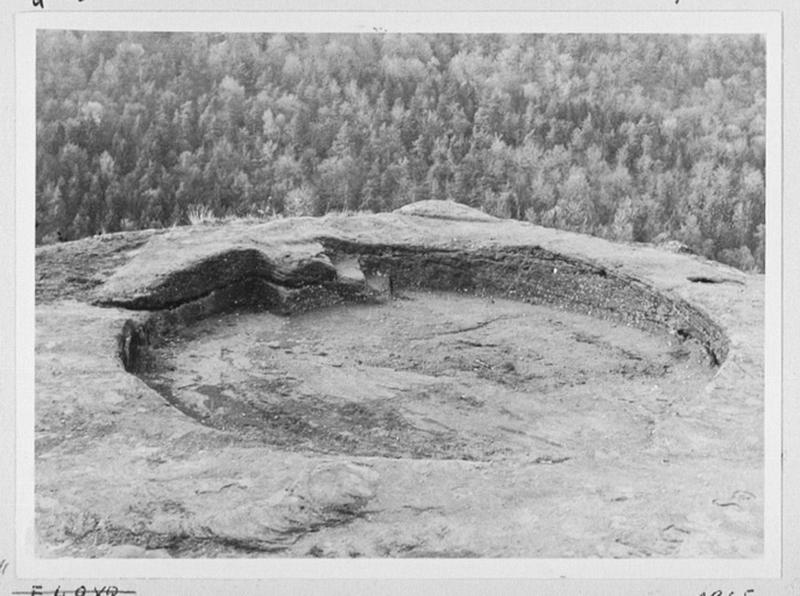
xmin=327 ymin=241 xmax=730 ymax=364
xmin=106 ymin=242 xmax=728 ymax=368
xmin=34 ymin=201 xmax=764 ymax=559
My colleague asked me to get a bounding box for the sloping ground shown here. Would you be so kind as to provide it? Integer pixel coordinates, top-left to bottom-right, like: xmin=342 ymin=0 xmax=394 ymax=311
xmin=34 ymin=201 xmax=763 ymax=558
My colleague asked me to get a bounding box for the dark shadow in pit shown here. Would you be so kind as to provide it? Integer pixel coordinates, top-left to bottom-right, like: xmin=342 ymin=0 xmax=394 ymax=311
xmin=142 ymin=372 xmax=486 ymax=461
xmin=687 ymin=275 xmax=745 ymax=285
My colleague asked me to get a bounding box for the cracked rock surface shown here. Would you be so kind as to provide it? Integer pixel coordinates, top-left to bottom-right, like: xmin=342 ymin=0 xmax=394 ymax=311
xmin=34 ymin=201 xmax=763 ymax=558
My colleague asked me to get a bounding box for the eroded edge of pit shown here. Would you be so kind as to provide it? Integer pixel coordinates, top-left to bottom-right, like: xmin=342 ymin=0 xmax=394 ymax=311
xmin=110 ymin=240 xmax=729 ymax=375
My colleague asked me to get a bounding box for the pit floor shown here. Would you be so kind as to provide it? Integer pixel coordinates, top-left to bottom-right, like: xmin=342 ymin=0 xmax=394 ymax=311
xmin=142 ymin=290 xmax=713 ymax=464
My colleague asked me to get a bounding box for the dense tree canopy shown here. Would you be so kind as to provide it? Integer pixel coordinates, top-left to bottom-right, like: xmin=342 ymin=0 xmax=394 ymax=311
xmin=36 ymin=32 xmax=766 ymax=271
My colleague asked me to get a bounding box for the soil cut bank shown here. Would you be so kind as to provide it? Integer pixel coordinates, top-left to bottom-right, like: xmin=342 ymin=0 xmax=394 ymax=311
xmin=34 ymin=200 xmax=764 ymax=558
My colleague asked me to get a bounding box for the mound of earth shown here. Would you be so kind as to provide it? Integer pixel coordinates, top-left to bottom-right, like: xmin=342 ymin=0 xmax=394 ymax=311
xmin=34 ymin=201 xmax=763 ymax=558
xmin=394 ymin=199 xmax=499 ymax=222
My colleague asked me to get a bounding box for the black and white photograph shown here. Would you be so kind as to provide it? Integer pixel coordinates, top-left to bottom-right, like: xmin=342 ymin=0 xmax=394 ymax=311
xmin=2 ymin=5 xmax=796 ymax=595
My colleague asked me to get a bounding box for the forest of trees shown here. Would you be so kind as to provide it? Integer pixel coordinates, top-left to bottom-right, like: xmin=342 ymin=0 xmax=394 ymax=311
xmin=36 ymin=32 xmax=766 ymax=271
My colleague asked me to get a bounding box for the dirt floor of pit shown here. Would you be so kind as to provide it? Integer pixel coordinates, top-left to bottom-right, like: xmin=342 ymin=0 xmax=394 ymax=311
xmin=141 ymin=290 xmax=714 ymax=473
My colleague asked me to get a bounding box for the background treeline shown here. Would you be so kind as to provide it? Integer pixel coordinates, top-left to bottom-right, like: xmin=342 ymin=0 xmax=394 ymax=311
xmin=36 ymin=32 xmax=766 ymax=271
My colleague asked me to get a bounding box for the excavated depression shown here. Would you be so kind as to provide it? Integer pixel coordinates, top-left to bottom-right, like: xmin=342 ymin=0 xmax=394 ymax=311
xmin=114 ymin=243 xmax=727 ymax=461
xmin=138 ymin=291 xmax=716 ymax=462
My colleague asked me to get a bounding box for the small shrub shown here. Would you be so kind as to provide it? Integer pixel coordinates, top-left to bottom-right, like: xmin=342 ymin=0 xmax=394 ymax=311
xmin=187 ymin=204 xmax=217 ymax=225
xmin=284 ymin=185 xmax=317 ymax=217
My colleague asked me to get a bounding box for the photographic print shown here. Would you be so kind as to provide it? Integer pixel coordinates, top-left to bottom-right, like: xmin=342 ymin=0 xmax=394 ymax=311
xmin=18 ymin=10 xmax=782 ymax=581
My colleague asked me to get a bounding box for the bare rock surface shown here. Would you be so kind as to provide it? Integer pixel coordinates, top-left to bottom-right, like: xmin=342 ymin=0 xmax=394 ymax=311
xmin=35 ymin=201 xmax=764 ymax=558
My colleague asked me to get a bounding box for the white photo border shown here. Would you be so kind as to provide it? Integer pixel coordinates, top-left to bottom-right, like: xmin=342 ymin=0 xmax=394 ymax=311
xmin=14 ymin=9 xmax=783 ymax=581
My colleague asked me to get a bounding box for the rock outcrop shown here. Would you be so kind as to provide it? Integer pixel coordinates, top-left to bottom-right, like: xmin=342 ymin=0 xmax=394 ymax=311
xmin=34 ymin=201 xmax=764 ymax=558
